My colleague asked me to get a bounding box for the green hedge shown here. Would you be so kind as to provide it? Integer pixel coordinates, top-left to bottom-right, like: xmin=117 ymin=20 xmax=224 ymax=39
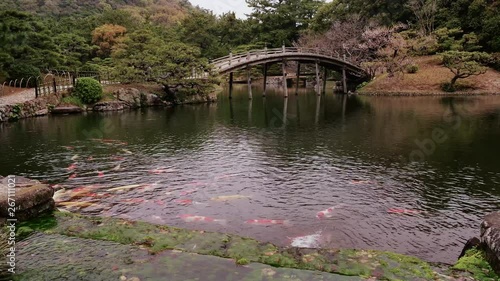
xmin=73 ymin=77 xmax=102 ymax=104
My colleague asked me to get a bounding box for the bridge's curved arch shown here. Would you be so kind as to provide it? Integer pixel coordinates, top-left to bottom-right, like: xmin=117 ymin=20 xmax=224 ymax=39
xmin=210 ymin=47 xmax=369 ymax=80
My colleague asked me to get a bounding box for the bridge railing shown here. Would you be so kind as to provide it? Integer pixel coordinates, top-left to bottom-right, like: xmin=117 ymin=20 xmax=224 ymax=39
xmin=210 ymin=47 xmax=349 ymax=66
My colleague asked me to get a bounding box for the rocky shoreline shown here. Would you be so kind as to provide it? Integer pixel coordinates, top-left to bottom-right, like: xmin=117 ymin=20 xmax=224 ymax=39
xmin=0 ymin=176 xmax=499 ymax=280
xmin=0 ymin=85 xmax=220 ymax=123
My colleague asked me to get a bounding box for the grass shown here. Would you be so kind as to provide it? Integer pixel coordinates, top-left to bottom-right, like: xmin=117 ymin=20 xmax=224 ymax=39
xmin=61 ymin=96 xmax=83 ymax=107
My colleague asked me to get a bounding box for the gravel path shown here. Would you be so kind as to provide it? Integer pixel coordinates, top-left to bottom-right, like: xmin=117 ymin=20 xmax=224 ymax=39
xmin=0 ymin=88 xmax=36 ymax=105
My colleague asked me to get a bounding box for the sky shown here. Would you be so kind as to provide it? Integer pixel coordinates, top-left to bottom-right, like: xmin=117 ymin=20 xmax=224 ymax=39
xmin=189 ymin=0 xmax=253 ymax=18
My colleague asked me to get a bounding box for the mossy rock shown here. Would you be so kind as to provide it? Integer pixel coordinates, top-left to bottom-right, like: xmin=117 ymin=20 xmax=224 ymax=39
xmin=453 ymin=248 xmax=499 ymax=281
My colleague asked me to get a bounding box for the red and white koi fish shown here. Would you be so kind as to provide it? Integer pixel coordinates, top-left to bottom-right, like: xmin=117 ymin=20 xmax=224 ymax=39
xmin=179 ymin=189 xmax=198 ymax=196
xmin=387 ymin=208 xmax=423 ymax=215
xmin=245 ymin=219 xmax=291 ymax=226
xmin=66 ymin=163 xmax=77 ymax=171
xmin=97 ymin=171 xmax=105 ymax=177
xmin=179 ymin=214 xmax=226 ymax=225
xmin=69 ymin=174 xmax=77 ymax=179
xmin=316 ymin=204 xmax=345 ymax=219
xmin=175 ymin=199 xmax=193 ymax=206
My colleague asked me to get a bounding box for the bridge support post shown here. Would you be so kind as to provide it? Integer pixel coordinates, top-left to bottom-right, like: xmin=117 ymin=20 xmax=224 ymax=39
xmin=263 ymin=63 xmax=268 ymax=96
xmin=282 ymin=60 xmax=288 ymax=98
xmin=315 ymin=61 xmax=320 ymax=96
xmin=342 ymin=67 xmax=347 ymax=94
xmin=295 ymin=63 xmax=300 ymax=95
xmin=322 ymin=68 xmax=327 ymax=95
xmin=247 ymin=67 xmax=252 ymax=100
xmin=229 ymin=72 xmax=234 ymax=99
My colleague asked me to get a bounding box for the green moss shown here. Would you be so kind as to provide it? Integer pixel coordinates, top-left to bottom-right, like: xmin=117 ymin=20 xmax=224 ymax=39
xmin=16 ymin=226 xmax=34 ymax=240
xmin=453 ymin=248 xmax=499 ymax=281
xmin=236 ymin=258 xmax=249 ymax=265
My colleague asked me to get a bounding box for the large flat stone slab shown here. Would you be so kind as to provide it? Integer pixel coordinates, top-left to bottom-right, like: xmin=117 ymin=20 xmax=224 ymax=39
xmin=14 ymin=233 xmax=361 ymax=281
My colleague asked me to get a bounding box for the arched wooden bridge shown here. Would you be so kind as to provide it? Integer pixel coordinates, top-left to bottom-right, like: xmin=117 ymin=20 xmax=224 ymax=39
xmin=209 ymin=47 xmax=369 ymax=96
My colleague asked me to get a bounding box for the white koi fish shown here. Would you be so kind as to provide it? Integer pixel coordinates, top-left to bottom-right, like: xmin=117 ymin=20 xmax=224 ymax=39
xmin=179 ymin=214 xmax=226 ymax=225
xmin=211 ymin=195 xmax=251 ymax=202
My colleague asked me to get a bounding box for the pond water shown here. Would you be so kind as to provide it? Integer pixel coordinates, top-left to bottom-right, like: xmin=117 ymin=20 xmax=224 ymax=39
xmin=1 ymin=85 xmax=500 ymax=264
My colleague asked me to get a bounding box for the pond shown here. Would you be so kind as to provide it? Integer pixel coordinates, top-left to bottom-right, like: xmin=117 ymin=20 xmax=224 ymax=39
xmin=1 ymin=85 xmax=499 ymax=264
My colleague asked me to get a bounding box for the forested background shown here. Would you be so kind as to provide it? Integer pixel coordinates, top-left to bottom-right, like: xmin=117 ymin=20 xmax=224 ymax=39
xmin=0 ymin=0 xmax=498 ymax=83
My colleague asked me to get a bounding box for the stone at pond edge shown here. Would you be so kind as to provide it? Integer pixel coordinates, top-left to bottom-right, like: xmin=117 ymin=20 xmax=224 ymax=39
xmin=51 ymin=105 xmax=83 ymax=114
xmin=114 ymin=88 xmax=163 ymax=108
xmin=0 ymin=176 xmax=55 ymax=224
xmin=93 ymin=100 xmax=129 ymax=111
xmin=481 ymin=211 xmax=500 ymax=274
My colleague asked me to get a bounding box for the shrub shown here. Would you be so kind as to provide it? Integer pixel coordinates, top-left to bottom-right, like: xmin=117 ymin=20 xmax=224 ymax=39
xmin=73 ymin=77 xmax=102 ymax=104
xmin=406 ymin=64 xmax=419 ymax=74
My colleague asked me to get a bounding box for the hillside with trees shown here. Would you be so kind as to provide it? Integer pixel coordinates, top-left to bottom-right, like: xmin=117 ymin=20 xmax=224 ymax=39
xmin=0 ymin=0 xmax=498 ymax=92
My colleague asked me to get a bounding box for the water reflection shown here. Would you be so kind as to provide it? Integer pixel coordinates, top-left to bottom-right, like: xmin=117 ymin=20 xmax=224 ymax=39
xmin=1 ymin=85 xmax=499 ymax=264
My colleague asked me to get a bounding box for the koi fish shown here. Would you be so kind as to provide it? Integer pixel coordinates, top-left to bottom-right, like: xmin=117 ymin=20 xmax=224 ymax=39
xmin=71 ymin=155 xmax=80 ymax=161
xmin=349 ymin=180 xmax=376 ymax=185
xmin=69 ymin=174 xmax=77 ymax=179
xmin=290 ymin=231 xmax=322 ymax=248
xmin=112 ymin=156 xmax=125 ymax=161
xmin=121 ymin=198 xmax=148 ymax=204
xmin=148 ymin=168 xmax=175 ymax=175
xmin=97 ymin=171 xmax=105 ymax=177
xmin=121 ymin=149 xmax=133 ymax=155
xmin=245 ymin=219 xmax=291 ymax=226
xmin=107 ymin=184 xmax=144 ymax=192
xmin=154 ymin=200 xmax=165 ymax=206
xmin=179 ymin=214 xmax=226 ymax=225
xmin=211 ymin=195 xmax=252 ymax=202
xmin=111 ymin=164 xmax=122 ymax=171
xmin=56 ymin=201 xmax=95 ymax=208
xmin=180 ymin=189 xmax=198 ymax=196
xmin=175 ymin=199 xmax=193 ymax=205
xmin=66 ymin=163 xmax=77 ymax=170
xmin=316 ymin=204 xmax=345 ymax=219
xmin=387 ymin=208 xmax=423 ymax=215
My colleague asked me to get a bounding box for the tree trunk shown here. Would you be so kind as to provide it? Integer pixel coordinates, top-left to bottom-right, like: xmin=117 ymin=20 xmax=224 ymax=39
xmin=450 ymin=76 xmax=459 ymax=89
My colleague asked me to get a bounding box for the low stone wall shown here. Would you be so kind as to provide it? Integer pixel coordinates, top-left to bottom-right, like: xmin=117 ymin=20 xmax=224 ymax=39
xmin=0 ymin=94 xmax=60 ymax=123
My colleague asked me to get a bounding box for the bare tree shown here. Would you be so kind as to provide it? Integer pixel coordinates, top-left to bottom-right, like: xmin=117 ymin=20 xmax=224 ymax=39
xmin=407 ymin=0 xmax=437 ymax=35
xmin=296 ymin=17 xmax=410 ymax=78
